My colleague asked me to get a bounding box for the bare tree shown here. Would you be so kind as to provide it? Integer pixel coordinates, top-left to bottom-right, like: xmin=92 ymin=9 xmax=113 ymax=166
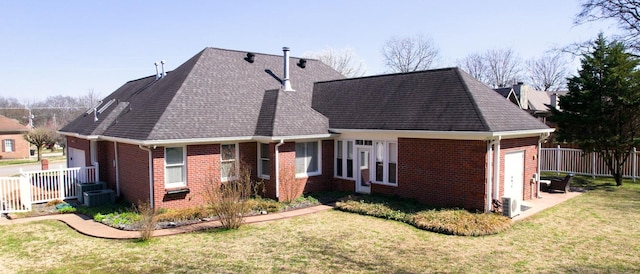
xmin=382 ymin=34 xmax=440 ymax=73
xmin=527 ymin=53 xmax=569 ymax=91
xmin=457 ymin=53 xmax=489 ymax=84
xmin=23 ymin=127 xmax=57 ymax=161
xmin=576 ymin=0 xmax=640 ymax=52
xmin=484 ymin=48 xmax=522 ymax=88
xmin=305 ymin=48 xmax=366 ymax=77
xmin=78 ymin=89 xmax=102 ymax=109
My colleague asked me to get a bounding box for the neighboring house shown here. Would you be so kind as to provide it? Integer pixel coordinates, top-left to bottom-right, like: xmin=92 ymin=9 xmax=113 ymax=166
xmin=0 ymin=115 xmax=31 ymax=159
xmin=60 ymin=47 xmax=553 ymax=213
xmin=495 ymin=82 xmax=567 ymax=125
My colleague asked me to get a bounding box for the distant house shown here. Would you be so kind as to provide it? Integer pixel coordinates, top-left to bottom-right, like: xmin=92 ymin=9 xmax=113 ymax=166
xmin=495 ymin=82 xmax=567 ymax=125
xmin=0 ymin=115 xmax=31 ymax=159
xmin=60 ymin=47 xmax=553 ymax=213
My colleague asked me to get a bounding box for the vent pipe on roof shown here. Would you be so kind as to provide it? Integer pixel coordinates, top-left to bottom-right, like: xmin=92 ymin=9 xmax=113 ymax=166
xmin=154 ymin=62 xmax=160 ymax=80
xmin=160 ymin=60 xmax=167 ymax=79
xmin=282 ymin=47 xmax=294 ymax=91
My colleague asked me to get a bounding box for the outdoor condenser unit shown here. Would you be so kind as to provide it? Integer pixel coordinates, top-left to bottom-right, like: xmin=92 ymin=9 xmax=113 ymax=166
xmin=502 ymin=196 xmax=521 ymax=218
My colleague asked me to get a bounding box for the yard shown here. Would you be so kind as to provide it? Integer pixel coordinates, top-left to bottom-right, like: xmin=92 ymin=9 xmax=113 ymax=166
xmin=0 ymin=176 xmax=639 ymax=273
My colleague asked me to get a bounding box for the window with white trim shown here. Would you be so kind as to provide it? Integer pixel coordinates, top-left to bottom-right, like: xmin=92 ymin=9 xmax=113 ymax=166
xmin=295 ymin=141 xmax=320 ymax=176
xmin=335 ymin=140 xmax=355 ymax=179
xmin=388 ymin=142 xmax=397 ymax=184
xmin=3 ymin=139 xmax=14 ymax=152
xmin=221 ymin=144 xmax=237 ymax=181
xmin=165 ymin=147 xmax=186 ymax=188
xmin=258 ymin=143 xmax=270 ymax=179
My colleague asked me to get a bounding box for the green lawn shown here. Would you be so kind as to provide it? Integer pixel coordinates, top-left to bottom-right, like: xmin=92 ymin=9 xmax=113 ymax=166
xmin=1 ymin=176 xmax=639 ymax=273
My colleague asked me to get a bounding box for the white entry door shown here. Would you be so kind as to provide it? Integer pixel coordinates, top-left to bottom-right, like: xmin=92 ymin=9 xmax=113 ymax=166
xmin=356 ymin=147 xmax=372 ymax=194
xmin=504 ymin=151 xmax=524 ymax=200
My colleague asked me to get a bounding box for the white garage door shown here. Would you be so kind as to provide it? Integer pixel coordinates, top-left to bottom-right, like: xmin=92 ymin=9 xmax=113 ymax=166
xmin=68 ymin=147 xmax=86 ymax=168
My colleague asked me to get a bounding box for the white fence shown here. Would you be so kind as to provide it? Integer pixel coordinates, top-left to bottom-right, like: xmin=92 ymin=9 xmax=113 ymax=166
xmin=0 ymin=164 xmax=99 ymax=213
xmin=541 ymin=146 xmax=640 ymax=180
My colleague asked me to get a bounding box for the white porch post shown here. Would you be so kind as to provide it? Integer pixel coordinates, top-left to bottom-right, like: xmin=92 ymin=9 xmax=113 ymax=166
xmin=493 ymin=136 xmax=501 ymax=201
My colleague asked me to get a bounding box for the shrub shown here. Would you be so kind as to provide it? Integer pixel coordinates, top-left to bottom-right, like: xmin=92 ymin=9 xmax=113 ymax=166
xmin=412 ymin=209 xmax=512 ymax=236
xmin=246 ymin=198 xmax=284 ymax=213
xmin=204 ymin=163 xmax=255 ymax=229
xmin=155 ymin=206 xmax=212 ymax=222
xmin=336 ymin=196 xmax=513 ymax=236
xmin=135 ymin=200 xmax=157 ymax=241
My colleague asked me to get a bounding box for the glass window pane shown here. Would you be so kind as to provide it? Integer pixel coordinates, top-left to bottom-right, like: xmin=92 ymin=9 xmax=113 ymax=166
xmin=388 ymin=163 xmax=397 ymax=184
xmin=221 ymin=161 xmax=235 ymax=178
xmin=336 ymin=158 xmax=343 ymax=176
xmin=347 ymin=141 xmax=353 ymax=159
xmin=389 ymin=143 xmax=397 ymax=162
xmin=337 ymin=141 xmax=343 ymax=158
xmin=260 ymin=143 xmax=269 ymax=159
xmin=375 ymin=142 xmax=384 ymax=161
xmin=166 ymin=166 xmax=183 ymax=184
xmin=221 ymin=144 xmax=235 ymax=160
xmin=260 ymin=159 xmax=270 ymax=176
xmin=347 ymin=159 xmax=353 ymax=177
xmin=166 ymin=147 xmax=183 ymax=165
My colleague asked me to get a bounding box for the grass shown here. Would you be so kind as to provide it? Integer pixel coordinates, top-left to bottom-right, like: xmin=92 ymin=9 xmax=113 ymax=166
xmin=0 ymin=154 xmax=66 ymax=167
xmin=1 ymin=175 xmax=639 ymax=273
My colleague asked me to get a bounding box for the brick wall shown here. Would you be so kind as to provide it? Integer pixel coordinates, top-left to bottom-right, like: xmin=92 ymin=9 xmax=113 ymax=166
xmin=275 ymin=140 xmax=332 ymax=202
xmin=389 ymin=138 xmax=488 ymax=211
xmin=499 ymin=137 xmax=539 ymax=201
xmin=117 ymin=143 xmax=151 ymax=207
xmin=97 ymin=141 xmax=117 ymax=190
xmin=0 ymin=133 xmax=30 ymax=159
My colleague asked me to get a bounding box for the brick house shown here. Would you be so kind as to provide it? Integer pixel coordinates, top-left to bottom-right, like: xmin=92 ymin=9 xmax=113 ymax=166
xmin=0 ymin=115 xmax=31 ymax=159
xmin=60 ymin=47 xmax=553 ymax=212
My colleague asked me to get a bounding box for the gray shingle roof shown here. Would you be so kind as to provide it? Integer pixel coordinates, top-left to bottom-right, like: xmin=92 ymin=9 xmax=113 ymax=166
xmin=312 ymin=67 xmax=550 ymax=132
xmin=61 ymin=48 xmax=343 ymax=141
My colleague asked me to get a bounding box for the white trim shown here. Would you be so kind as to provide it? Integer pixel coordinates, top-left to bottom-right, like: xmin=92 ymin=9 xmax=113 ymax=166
xmin=164 ymin=146 xmax=186 ymax=188
xmin=257 ymin=142 xmax=270 ymax=180
xmin=58 ymin=131 xmax=336 ymax=147
xmin=330 ymin=128 xmax=554 ymax=140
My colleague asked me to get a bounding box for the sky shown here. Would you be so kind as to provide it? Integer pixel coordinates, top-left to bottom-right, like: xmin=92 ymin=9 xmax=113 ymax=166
xmin=0 ymin=0 xmax=621 ymax=101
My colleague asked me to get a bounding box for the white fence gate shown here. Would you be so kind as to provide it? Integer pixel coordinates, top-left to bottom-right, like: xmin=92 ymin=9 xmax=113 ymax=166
xmin=540 ymin=146 xmax=640 ymax=180
xmin=0 ymin=163 xmax=99 ymax=214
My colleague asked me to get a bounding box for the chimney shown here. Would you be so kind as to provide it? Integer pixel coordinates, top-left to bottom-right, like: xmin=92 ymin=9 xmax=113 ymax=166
xmin=282 ymin=47 xmax=294 ymax=91
xmin=160 ymin=60 xmax=167 ymax=78
xmin=154 ymin=62 xmax=160 ymax=80
xmin=551 ymin=92 xmax=560 ymax=110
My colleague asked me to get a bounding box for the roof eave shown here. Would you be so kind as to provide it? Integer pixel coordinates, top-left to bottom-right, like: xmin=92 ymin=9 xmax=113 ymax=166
xmin=330 ymin=128 xmax=555 ymax=140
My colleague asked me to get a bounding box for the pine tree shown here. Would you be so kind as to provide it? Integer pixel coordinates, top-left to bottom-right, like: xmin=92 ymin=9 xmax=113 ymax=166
xmin=551 ymin=33 xmax=640 ymax=186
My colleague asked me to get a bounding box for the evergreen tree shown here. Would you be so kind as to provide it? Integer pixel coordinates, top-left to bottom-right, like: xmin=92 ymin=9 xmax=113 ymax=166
xmin=551 ymin=33 xmax=640 ymax=186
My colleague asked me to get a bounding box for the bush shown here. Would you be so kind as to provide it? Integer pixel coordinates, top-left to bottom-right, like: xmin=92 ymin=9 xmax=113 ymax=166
xmin=336 ymin=196 xmax=512 ymax=236
xmin=204 ymin=163 xmax=255 ymax=229
xmin=412 ymin=209 xmax=512 ymax=236
xmin=246 ymin=198 xmax=284 ymax=213
xmin=155 ymin=206 xmax=212 ymax=222
xmin=135 ymin=200 xmax=157 ymax=241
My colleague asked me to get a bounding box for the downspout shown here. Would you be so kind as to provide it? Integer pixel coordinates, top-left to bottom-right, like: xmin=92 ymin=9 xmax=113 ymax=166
xmin=493 ymin=136 xmax=502 ymax=202
xmin=275 ymin=140 xmax=285 ymax=199
xmin=138 ymin=145 xmax=154 ymax=209
xmin=114 ymin=142 xmax=120 ymax=197
xmin=486 ymin=140 xmax=493 ymax=212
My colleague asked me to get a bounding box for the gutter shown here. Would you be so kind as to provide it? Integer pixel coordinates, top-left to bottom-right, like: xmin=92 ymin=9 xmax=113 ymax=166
xmin=274 ymin=139 xmax=285 ymax=199
xmin=138 ymin=145 xmax=154 ymax=209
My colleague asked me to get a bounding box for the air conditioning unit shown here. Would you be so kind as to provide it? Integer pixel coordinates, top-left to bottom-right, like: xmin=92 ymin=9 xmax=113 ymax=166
xmin=502 ymin=196 xmax=521 ymax=218
xmin=84 ymin=189 xmax=115 ymax=207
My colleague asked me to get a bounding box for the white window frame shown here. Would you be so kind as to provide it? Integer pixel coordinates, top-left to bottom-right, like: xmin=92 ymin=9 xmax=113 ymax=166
xmin=164 ymin=146 xmax=186 ymax=188
xmin=258 ymin=143 xmax=270 ymax=179
xmin=221 ymin=143 xmax=239 ymax=182
xmin=295 ymin=141 xmax=322 ymax=178
xmin=335 ymin=140 xmax=355 ymax=179
xmin=3 ymin=139 xmax=14 ymax=152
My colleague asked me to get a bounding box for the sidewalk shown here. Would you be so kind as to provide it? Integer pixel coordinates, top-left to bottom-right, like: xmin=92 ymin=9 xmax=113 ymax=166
xmin=0 ymin=205 xmax=333 ymax=239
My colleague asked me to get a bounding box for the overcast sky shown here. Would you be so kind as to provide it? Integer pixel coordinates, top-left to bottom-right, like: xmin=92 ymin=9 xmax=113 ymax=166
xmin=0 ymin=0 xmax=620 ymax=100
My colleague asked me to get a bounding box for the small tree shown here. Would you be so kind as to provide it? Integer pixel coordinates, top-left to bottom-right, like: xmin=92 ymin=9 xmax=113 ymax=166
xmin=203 ymin=162 xmax=258 ymax=229
xmin=23 ymin=127 xmax=57 ymax=161
xmin=550 ymin=33 xmax=640 ymax=186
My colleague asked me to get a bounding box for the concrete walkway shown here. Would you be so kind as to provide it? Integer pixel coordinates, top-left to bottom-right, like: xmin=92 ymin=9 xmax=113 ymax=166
xmin=0 ymin=191 xmax=582 ymax=239
xmin=0 ymin=205 xmax=333 ymax=239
